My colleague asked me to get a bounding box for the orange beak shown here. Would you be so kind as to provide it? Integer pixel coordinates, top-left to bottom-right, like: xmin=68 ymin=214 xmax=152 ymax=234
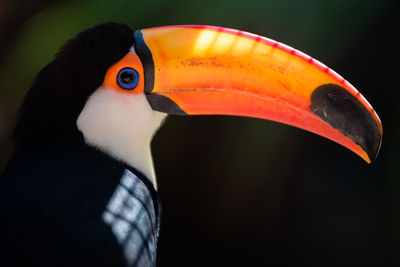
xmin=134 ymin=25 xmax=382 ymax=163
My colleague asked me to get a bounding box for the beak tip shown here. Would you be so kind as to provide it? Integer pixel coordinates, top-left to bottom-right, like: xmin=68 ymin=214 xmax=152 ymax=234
xmin=367 ymin=132 xmax=382 ymax=164
xmin=310 ymin=83 xmax=382 ymax=163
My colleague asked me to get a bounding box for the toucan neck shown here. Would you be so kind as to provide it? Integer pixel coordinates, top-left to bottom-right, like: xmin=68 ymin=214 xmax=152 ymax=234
xmin=76 ymin=87 xmax=166 ymax=189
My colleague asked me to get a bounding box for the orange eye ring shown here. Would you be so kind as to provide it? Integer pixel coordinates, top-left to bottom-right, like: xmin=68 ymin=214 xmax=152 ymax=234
xmin=103 ymin=51 xmax=145 ymax=94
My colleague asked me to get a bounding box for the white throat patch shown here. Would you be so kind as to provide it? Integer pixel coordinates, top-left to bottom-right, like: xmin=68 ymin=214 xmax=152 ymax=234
xmin=77 ymin=87 xmax=167 ymax=188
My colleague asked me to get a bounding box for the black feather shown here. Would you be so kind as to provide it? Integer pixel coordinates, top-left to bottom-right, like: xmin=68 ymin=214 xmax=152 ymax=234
xmin=0 ymin=136 xmax=158 ymax=266
xmin=13 ymin=22 xmax=134 ymax=148
xmin=1 ymin=23 xmax=161 ymax=266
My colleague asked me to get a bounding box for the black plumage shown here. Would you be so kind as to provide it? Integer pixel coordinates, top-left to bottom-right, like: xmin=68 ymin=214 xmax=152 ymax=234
xmin=0 ymin=136 xmax=159 ymax=266
xmin=14 ymin=22 xmax=133 ymax=148
xmin=0 ymin=23 xmax=160 ymax=266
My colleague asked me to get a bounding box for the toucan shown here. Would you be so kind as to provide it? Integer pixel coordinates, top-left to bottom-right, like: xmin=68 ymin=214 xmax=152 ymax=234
xmin=0 ymin=23 xmax=382 ymax=267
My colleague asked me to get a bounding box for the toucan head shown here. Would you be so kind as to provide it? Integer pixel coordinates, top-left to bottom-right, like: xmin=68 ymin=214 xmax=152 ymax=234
xmin=14 ymin=22 xmax=382 ymax=186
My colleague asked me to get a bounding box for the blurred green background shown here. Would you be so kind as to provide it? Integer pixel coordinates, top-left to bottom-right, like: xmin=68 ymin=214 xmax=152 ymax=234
xmin=0 ymin=0 xmax=399 ymax=265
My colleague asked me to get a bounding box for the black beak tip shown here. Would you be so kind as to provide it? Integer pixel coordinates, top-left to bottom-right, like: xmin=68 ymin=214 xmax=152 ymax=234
xmin=310 ymin=83 xmax=382 ymax=163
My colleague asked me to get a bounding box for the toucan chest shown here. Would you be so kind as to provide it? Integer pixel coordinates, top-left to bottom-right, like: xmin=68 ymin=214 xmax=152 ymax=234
xmin=0 ymin=138 xmax=160 ymax=267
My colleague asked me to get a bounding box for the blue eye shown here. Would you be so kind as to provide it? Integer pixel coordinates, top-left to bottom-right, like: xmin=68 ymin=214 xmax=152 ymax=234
xmin=117 ymin=68 xmax=139 ymax=90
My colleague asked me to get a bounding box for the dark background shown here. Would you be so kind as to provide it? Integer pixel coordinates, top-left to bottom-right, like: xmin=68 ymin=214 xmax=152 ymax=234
xmin=1 ymin=0 xmax=399 ymax=265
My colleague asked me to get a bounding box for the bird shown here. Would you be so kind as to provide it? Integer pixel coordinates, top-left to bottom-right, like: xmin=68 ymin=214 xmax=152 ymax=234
xmin=0 ymin=22 xmax=382 ymax=267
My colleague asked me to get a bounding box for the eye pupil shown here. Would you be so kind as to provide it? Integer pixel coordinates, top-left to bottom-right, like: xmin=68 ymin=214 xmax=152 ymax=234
xmin=117 ymin=68 xmax=139 ymax=90
xmin=120 ymin=72 xmax=134 ymax=84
